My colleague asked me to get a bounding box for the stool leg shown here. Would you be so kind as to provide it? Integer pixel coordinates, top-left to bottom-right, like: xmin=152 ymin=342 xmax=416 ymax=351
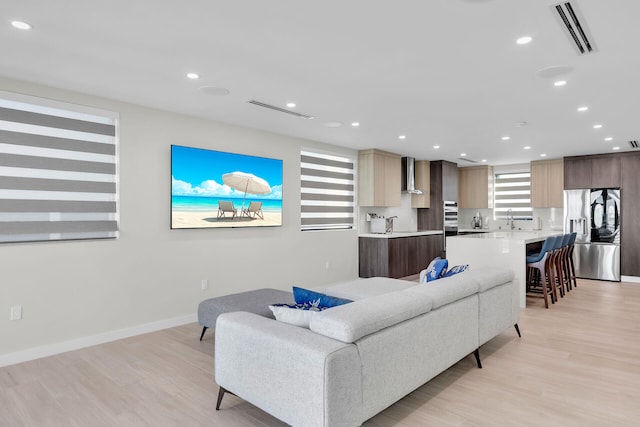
xmin=199 ymin=326 xmax=208 ymax=341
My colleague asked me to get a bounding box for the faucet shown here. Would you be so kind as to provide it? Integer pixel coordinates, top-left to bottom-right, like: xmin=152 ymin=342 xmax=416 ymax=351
xmin=507 ymin=209 xmax=515 ymax=230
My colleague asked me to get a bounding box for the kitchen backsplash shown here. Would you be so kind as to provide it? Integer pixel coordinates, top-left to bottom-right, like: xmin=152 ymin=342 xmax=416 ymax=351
xmin=459 ymin=207 xmax=564 ymax=231
xmin=358 ymin=193 xmax=418 ymax=233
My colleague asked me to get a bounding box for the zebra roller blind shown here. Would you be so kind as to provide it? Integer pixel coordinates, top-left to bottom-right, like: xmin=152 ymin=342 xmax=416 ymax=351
xmin=494 ymin=171 xmax=532 ymax=221
xmin=0 ymin=91 xmax=119 ymax=243
xmin=300 ymin=149 xmax=354 ymax=231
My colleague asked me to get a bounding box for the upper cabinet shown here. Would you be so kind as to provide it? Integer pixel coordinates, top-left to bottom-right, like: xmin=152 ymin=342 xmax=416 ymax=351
xmin=531 ymin=159 xmax=564 ymax=208
xmin=458 ymin=165 xmax=493 ymax=209
xmin=564 ymin=155 xmax=621 ymax=189
xmin=411 ymin=160 xmax=431 ymax=208
xmin=358 ymin=149 xmax=401 ymax=207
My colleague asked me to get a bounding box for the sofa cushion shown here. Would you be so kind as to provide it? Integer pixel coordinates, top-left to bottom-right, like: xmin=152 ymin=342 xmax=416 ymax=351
xmin=309 ymin=291 xmax=433 ymax=343
xmin=269 ymin=303 xmax=329 ymax=328
xmin=292 ymin=286 xmax=353 ymax=308
xmin=471 ymin=267 xmax=515 ymax=292
xmin=406 ymin=273 xmax=479 ymax=309
xmin=319 ymin=277 xmax=417 ymax=301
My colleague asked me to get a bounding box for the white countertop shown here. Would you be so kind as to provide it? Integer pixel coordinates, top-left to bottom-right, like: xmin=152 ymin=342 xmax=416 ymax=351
xmin=458 ymin=228 xmax=490 ymax=233
xmin=449 ymin=230 xmax=563 ymax=244
xmin=359 ymin=230 xmax=443 ymax=238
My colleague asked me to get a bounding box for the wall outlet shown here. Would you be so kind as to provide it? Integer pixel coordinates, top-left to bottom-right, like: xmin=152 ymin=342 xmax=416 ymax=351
xmin=10 ymin=306 xmax=22 ymax=321
xmin=201 ymin=279 xmax=209 ymax=290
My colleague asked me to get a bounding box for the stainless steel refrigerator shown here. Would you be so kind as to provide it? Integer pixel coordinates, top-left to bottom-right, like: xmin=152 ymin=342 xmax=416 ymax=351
xmin=564 ymin=188 xmax=621 ymax=281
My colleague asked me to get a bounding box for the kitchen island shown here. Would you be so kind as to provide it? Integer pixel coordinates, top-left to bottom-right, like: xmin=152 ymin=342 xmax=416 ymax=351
xmin=447 ymin=230 xmax=562 ymax=308
xmin=359 ymin=230 xmax=443 ymax=279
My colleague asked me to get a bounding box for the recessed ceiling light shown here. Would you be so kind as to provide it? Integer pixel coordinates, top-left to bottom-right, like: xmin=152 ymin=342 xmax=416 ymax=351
xmin=186 ymin=73 xmax=199 ymax=79
xmin=398 ymin=135 xmax=406 ymax=140
xmin=481 ymin=159 xmax=487 ymax=163
xmin=351 ymin=122 xmax=360 ymax=127
xmin=524 ymin=146 xmax=531 ymax=150
xmin=324 ymin=121 xmax=343 ymax=128
xmin=460 ymin=153 xmax=467 ymax=157
xmin=433 ymin=145 xmax=440 ymax=149
xmin=540 ymin=153 xmax=547 ymax=157
xmin=577 ymin=106 xmax=589 ymax=112
xmin=604 ymin=137 xmax=613 ymax=141
xmin=501 ymin=136 xmax=511 ymax=141
xmin=286 ymin=102 xmax=296 ymax=108
xmin=11 ymin=20 xmax=32 ymax=30
xmin=612 ymin=146 xmax=621 ymax=151
xmin=593 ymin=124 xmax=603 ymax=129
xmin=516 ymin=36 xmax=533 ymax=45
xmin=554 ymin=80 xmax=567 ymax=87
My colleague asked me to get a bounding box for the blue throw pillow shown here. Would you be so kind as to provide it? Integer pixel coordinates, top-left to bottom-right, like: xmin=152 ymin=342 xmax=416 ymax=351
xmin=292 ymin=287 xmax=353 ymax=308
xmin=425 ymin=257 xmax=448 ymax=282
xmin=443 ymin=264 xmax=469 ymax=278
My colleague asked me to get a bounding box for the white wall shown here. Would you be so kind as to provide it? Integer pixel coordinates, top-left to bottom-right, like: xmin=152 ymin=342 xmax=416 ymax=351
xmin=0 ymin=77 xmax=358 ymax=364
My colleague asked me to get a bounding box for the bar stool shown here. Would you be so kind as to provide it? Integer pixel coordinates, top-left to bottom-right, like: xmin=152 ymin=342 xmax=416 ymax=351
xmin=549 ymin=235 xmax=566 ymax=301
xmin=559 ymin=233 xmax=573 ymax=293
xmin=526 ymin=236 xmax=556 ymax=308
xmin=566 ymin=232 xmax=578 ymax=290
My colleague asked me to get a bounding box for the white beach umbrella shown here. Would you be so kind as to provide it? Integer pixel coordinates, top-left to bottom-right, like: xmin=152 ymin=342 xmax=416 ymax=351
xmin=222 ymin=171 xmax=271 ymax=209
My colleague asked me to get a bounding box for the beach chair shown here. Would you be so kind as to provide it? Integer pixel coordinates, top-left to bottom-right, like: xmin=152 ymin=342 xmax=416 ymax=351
xmin=241 ymin=201 xmax=264 ymax=219
xmin=217 ymin=201 xmax=237 ymax=219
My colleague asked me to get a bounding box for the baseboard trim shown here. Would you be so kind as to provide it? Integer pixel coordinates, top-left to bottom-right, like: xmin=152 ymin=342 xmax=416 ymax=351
xmin=0 ymin=313 xmax=197 ymax=368
xmin=622 ymin=275 xmax=640 ymax=284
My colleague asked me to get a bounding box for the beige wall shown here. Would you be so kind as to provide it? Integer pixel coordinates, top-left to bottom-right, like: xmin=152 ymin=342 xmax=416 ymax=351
xmin=0 ymin=77 xmax=358 ymax=363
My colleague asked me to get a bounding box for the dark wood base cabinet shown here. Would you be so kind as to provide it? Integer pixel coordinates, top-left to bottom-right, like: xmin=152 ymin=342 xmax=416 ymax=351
xmin=359 ymin=235 xmax=443 ymax=279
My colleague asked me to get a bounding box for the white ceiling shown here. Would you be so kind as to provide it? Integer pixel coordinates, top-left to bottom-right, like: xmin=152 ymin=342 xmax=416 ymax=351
xmin=2 ymin=0 xmax=639 ymax=165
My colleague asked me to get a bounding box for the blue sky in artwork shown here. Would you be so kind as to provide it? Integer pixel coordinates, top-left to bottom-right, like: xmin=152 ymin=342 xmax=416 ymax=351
xmin=171 ymin=145 xmax=283 ymax=199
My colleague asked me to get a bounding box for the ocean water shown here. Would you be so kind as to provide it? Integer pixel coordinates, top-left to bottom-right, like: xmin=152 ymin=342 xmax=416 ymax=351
xmin=172 ymin=196 xmax=282 ymax=212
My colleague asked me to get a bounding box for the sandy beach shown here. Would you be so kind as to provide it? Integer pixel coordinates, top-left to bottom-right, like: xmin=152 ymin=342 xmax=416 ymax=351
xmin=172 ymin=210 xmax=282 ymax=228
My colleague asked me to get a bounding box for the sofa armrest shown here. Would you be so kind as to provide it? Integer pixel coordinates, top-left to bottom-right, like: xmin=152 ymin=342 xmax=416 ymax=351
xmin=215 ymin=312 xmax=362 ymax=427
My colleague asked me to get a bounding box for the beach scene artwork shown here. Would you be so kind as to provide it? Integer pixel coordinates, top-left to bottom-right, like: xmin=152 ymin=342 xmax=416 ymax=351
xmin=171 ymin=145 xmax=283 ymax=228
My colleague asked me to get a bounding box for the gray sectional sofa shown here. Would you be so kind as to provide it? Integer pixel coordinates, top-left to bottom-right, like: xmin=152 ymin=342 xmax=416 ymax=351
xmin=214 ymin=266 xmax=520 ymax=427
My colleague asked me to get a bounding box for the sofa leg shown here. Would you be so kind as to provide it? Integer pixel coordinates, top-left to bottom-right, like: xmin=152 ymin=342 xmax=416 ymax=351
xmin=514 ymin=323 xmax=522 ymax=338
xmin=199 ymin=326 xmax=208 ymax=341
xmin=216 ymin=387 xmax=226 ymax=410
xmin=473 ymin=349 xmax=482 ymax=369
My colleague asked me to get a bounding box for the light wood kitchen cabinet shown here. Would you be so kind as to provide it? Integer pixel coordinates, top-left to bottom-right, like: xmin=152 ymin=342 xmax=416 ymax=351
xmin=358 ymin=149 xmax=401 ymax=207
xmin=458 ymin=165 xmax=493 ymax=209
xmin=411 ymin=160 xmax=430 ymax=208
xmin=531 ymin=159 xmax=564 ymax=208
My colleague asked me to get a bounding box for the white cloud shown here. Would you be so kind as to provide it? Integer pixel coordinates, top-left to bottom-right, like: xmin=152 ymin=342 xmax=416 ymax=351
xmin=172 ymin=176 xmax=194 ymax=195
xmin=173 ymin=176 xmax=282 ymax=200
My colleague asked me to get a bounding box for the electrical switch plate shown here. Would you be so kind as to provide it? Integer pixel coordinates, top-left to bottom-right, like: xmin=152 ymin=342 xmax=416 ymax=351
xmin=201 ymin=279 xmax=209 ymax=290
xmin=10 ymin=306 xmax=22 ymax=321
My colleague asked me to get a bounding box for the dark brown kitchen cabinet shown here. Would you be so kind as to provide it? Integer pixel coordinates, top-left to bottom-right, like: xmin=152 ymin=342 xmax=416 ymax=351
xmin=359 ymin=234 xmax=443 ymax=278
xmin=417 ymin=160 xmax=458 ymax=232
xmin=621 ymin=154 xmax=640 ymax=276
xmin=564 ymin=155 xmax=621 ymax=189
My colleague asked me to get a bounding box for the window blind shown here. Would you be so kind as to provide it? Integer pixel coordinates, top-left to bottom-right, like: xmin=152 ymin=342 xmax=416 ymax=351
xmin=300 ymin=149 xmax=354 ymax=231
xmin=494 ymin=172 xmax=532 ymax=220
xmin=0 ymin=91 xmax=119 ymax=243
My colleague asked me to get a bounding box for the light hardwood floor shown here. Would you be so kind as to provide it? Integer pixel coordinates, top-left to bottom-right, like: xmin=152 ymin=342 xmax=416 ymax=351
xmin=2 ymin=279 xmax=639 ymax=426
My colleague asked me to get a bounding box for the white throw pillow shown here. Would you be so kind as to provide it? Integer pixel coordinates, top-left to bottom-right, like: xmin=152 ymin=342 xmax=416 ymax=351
xmin=269 ymin=303 xmax=327 ymax=328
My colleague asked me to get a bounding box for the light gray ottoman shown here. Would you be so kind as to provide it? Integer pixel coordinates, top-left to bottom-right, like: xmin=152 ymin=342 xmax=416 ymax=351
xmin=198 ymin=288 xmax=294 ymax=340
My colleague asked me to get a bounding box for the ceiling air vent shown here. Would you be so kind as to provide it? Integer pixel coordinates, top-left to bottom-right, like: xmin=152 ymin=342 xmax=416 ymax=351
xmin=552 ymin=1 xmax=597 ymax=55
xmin=248 ymin=100 xmax=314 ymax=119
xmin=629 ymin=140 xmax=639 ymax=149
xmin=458 ymin=157 xmax=479 ymax=164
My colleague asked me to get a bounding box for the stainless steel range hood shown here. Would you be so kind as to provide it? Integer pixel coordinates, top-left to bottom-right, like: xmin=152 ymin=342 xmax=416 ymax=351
xmin=401 ymin=157 xmax=423 ymax=194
